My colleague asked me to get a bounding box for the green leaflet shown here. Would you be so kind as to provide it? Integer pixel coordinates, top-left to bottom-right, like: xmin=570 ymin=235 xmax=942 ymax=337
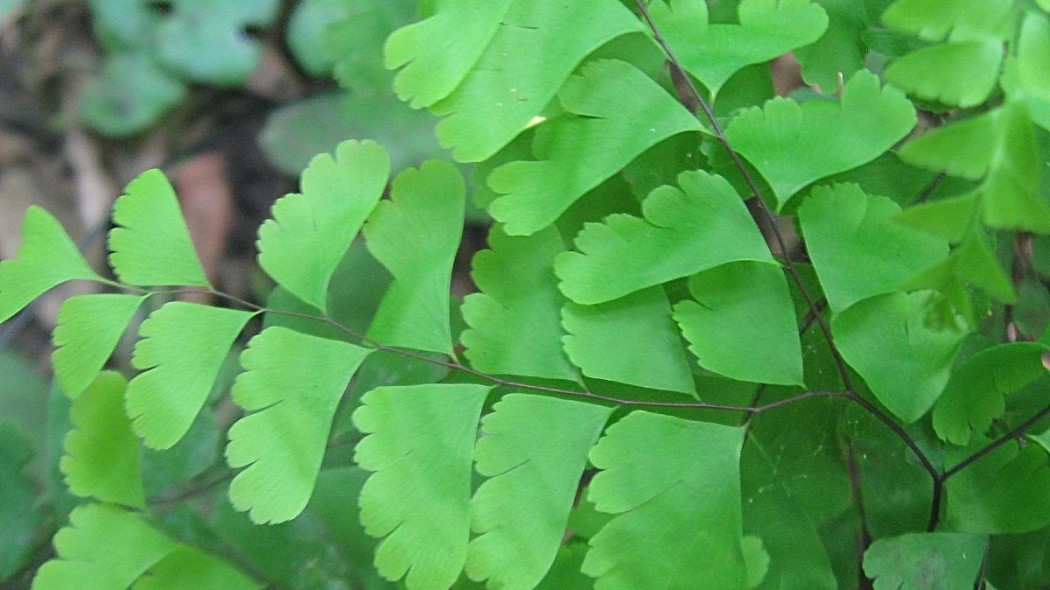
xmin=108 ymin=169 xmax=210 ymax=288
xmin=884 ymin=40 xmax=1002 ymax=108
xmin=556 ymin=170 xmax=771 ymax=305
xmin=649 ymin=0 xmax=828 ymax=96
xmin=674 ymin=262 xmax=803 ymax=386
xmin=798 ymin=183 xmax=949 ymax=313
xmin=0 ymin=423 xmax=41 ymax=579
xmin=80 ymin=52 xmax=187 ymax=138
xmin=486 ymin=59 xmax=703 ymax=236
xmin=832 ymin=292 xmax=965 ymax=423
xmin=0 ymin=206 xmax=103 ymax=324
xmin=933 ymin=343 xmax=1050 ymax=446
xmin=61 ymin=372 xmax=144 ymax=508
xmin=863 ymin=533 xmax=987 ymax=590
xmin=1009 ymin=12 xmax=1050 ymax=131
xmin=32 ymin=504 xmax=176 ymax=589
xmin=430 ymin=0 xmax=643 ymax=162
xmin=226 ymin=327 xmax=371 ymax=524
xmin=466 ymin=395 xmax=612 ymax=590
xmin=133 ymin=545 xmax=262 ymax=590
xmin=323 ymin=1 xmax=414 ymax=93
xmin=793 ymin=0 xmax=868 ymax=91
xmin=582 ymin=412 xmax=747 ymax=590
xmin=385 ymin=0 xmax=513 ymax=108
xmin=461 ymin=225 xmax=578 ymax=381
xmin=364 ymin=160 xmax=464 ymax=354
xmin=563 ymin=287 xmax=695 ymax=394
xmin=946 ymin=438 xmax=1050 ymax=533
xmin=881 ymin=0 xmax=1013 ymax=42
xmin=53 ymin=294 xmax=147 ymax=399
xmin=899 ymin=102 xmax=1050 ymax=233
xmin=257 ymin=140 xmax=390 ymax=312
xmin=126 ymin=302 xmax=255 ymax=449
xmin=353 ymin=384 xmax=491 ymax=590
xmin=725 ymin=70 xmax=916 ymax=209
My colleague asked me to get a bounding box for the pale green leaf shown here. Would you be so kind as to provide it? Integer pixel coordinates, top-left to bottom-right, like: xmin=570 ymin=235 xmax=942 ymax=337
xmin=742 ymin=536 xmax=770 ymax=590
xmin=832 ymin=291 xmax=966 ymax=423
xmin=885 ymin=40 xmax=1002 ymax=107
xmin=80 ymin=52 xmax=187 ymax=138
xmin=461 ymin=225 xmax=578 ymax=381
xmin=556 ymin=170 xmax=772 ymax=305
xmin=364 ymin=160 xmax=463 ymax=354
xmin=487 ymin=59 xmax=703 ymax=235
xmin=725 ymin=70 xmax=916 ymax=209
xmin=133 ymin=545 xmax=262 ymax=590
xmin=466 ymin=395 xmax=612 ymax=590
xmin=108 ymin=169 xmax=210 ymax=287
xmin=798 ymin=183 xmax=949 ymax=313
xmin=61 ymin=372 xmax=144 ymax=508
xmin=933 ymin=343 xmax=1050 ymax=446
xmin=946 ymin=439 xmax=1050 ymax=533
xmin=650 ymin=0 xmax=828 ymax=95
xmin=353 ymin=384 xmax=492 ymax=590
xmin=32 ymin=504 xmax=176 ymax=589
xmin=226 ymin=327 xmax=371 ymax=524
xmin=0 ymin=206 xmax=102 ymax=324
xmin=863 ymin=533 xmax=986 ymax=590
xmin=322 ymin=1 xmax=414 ymax=93
xmin=431 ymin=0 xmax=643 ymax=161
xmin=126 ymin=302 xmax=255 ymax=449
xmin=583 ymin=412 xmax=747 ymax=590
xmin=385 ymin=0 xmax=514 ymax=108
xmin=53 ymin=294 xmax=147 ymax=399
xmin=257 ymin=139 xmax=390 ymax=312
xmin=894 ymin=192 xmax=981 ymax=242
xmin=674 ymin=262 xmax=803 ymax=386
xmin=564 ymin=287 xmax=695 ymax=394
xmin=881 ymin=0 xmax=1014 ymax=42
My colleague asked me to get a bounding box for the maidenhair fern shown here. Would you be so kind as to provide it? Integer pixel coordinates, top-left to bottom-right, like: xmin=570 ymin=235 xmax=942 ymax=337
xmin=4 ymin=0 xmax=1050 ymax=588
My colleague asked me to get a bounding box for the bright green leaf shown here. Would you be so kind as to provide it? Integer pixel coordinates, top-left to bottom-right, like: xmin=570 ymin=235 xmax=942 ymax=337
xmin=799 ymin=183 xmax=949 ymax=313
xmin=353 ymin=384 xmax=492 ymax=590
xmin=61 ymin=372 xmax=144 ymax=508
xmin=674 ymin=262 xmax=803 ymax=385
xmin=364 ymin=160 xmax=464 ymax=354
xmin=564 ymin=286 xmax=695 ymax=394
xmin=466 ymin=394 xmax=612 ymax=590
xmin=258 ymin=139 xmax=390 ymax=312
xmin=884 ymin=40 xmax=1002 ymax=107
xmin=487 ymin=59 xmax=703 ymax=235
xmin=133 ymin=545 xmax=262 ymax=590
xmin=895 ymin=192 xmax=981 ymax=242
xmin=430 ymin=0 xmax=643 ymax=161
xmin=1 ymin=206 xmax=102 ymax=324
xmin=881 ymin=0 xmax=1013 ymax=42
xmin=556 ymin=170 xmax=772 ymax=305
xmin=107 ymin=169 xmax=210 ymax=287
xmin=461 ymin=225 xmax=578 ymax=381
xmin=947 ymin=439 xmax=1050 ymax=533
xmin=863 ymin=532 xmax=986 ymax=590
xmin=53 ymin=294 xmax=147 ymax=399
xmin=385 ymin=0 xmax=514 ymax=108
xmin=650 ymin=0 xmax=828 ymax=95
xmin=226 ymin=327 xmax=371 ymax=524
xmin=933 ymin=343 xmax=1050 ymax=445
xmin=582 ymin=411 xmax=747 ymax=590
xmin=126 ymin=302 xmax=255 ymax=449
xmin=726 ymin=70 xmax=916 ymax=209
xmin=833 ymin=291 xmax=965 ymax=423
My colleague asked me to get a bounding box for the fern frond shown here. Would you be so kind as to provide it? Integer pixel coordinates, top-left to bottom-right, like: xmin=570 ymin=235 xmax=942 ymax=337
xmin=53 ymin=294 xmax=147 ymax=399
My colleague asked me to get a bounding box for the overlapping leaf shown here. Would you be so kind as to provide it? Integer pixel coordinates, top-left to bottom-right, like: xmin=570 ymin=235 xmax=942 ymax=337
xmin=0 ymin=206 xmax=103 ymax=324
xmin=486 ymin=59 xmax=703 ymax=235
xmin=461 ymin=225 xmax=578 ymax=381
xmin=108 ymin=169 xmax=210 ymax=287
xmin=863 ymin=533 xmax=987 ymax=590
xmin=466 ymin=395 xmax=611 ymax=590
xmin=257 ymin=139 xmax=390 ymax=312
xmin=563 ymin=286 xmax=695 ymax=394
xmin=798 ymin=183 xmax=948 ymax=313
xmin=556 ymin=170 xmax=771 ymax=305
xmin=674 ymin=262 xmax=803 ymax=385
xmin=881 ymin=0 xmax=1013 ymax=42
xmin=384 ymin=0 xmax=513 ymax=107
xmin=364 ymin=160 xmax=463 ymax=354
xmin=884 ymin=40 xmax=1002 ymax=107
xmin=53 ymin=294 xmax=147 ymax=399
xmin=725 ymin=70 xmax=916 ymax=209
xmin=61 ymin=372 xmax=144 ymax=508
xmin=133 ymin=545 xmax=262 ymax=590
xmin=430 ymin=0 xmax=643 ymax=161
xmin=1007 ymin=11 xmax=1050 ymax=131
xmin=353 ymin=384 xmax=491 ymax=590
xmin=946 ymin=439 xmax=1050 ymax=533
xmin=649 ymin=0 xmax=828 ymax=95
xmin=226 ymin=327 xmax=371 ymax=524
xmin=125 ymin=302 xmax=255 ymax=449
xmin=582 ymin=411 xmax=747 ymax=589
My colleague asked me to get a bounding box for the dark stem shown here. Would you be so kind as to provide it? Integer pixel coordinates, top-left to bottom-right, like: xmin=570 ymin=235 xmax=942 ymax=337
xmin=943 ymin=401 xmax=1050 ymax=480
